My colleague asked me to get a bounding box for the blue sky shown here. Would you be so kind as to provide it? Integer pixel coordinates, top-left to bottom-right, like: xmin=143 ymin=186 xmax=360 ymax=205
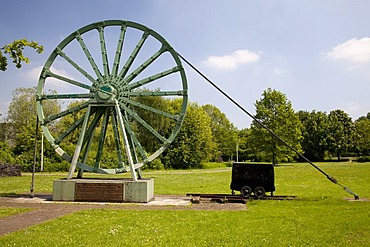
xmin=1 ymin=0 xmax=370 ymax=129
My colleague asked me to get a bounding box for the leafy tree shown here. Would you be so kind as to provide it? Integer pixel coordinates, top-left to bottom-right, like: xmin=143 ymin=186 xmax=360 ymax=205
xmin=354 ymin=118 xmax=370 ymax=156
xmin=0 ymin=39 xmax=43 ymax=71
xmin=327 ymin=110 xmax=356 ymax=160
xmin=0 ymin=141 xmax=14 ymax=163
xmin=357 ymin=112 xmax=370 ymax=121
xmin=6 ymin=87 xmax=61 ymax=170
xmin=202 ymin=104 xmax=238 ymax=162
xmin=131 ymin=89 xmax=172 ymax=154
xmin=297 ymin=110 xmax=329 ymax=161
xmin=237 ymin=128 xmax=254 ymax=162
xmin=162 ymin=101 xmax=212 ymax=169
xmin=250 ymin=88 xmax=302 ymax=164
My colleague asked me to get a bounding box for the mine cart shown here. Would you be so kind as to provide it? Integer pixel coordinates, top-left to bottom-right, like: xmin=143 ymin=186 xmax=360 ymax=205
xmin=230 ymin=162 xmax=275 ymax=198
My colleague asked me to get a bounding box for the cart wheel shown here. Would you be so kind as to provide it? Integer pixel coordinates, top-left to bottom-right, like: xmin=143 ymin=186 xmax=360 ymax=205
xmin=241 ymin=186 xmax=252 ymax=198
xmin=254 ymin=186 xmax=265 ymax=199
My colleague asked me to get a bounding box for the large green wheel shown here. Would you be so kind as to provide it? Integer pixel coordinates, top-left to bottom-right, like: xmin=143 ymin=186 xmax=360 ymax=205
xmin=36 ymin=20 xmax=188 ymax=179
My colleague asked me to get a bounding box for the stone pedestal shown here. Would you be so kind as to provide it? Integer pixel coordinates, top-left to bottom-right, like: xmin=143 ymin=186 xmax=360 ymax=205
xmin=53 ymin=178 xmax=154 ymax=203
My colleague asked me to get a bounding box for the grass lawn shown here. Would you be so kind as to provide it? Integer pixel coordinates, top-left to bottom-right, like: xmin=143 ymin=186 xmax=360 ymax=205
xmin=0 ymin=162 xmax=369 ymax=246
xmin=0 ymin=207 xmax=31 ymax=219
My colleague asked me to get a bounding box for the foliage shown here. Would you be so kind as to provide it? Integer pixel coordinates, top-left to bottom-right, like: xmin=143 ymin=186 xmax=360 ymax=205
xmin=143 ymin=158 xmax=164 ymax=170
xmin=354 ymin=118 xmax=370 ymax=156
xmin=237 ymin=128 xmax=254 ymax=162
xmin=249 ymin=88 xmax=303 ymax=163
xmin=356 ymin=156 xmax=370 ymax=162
xmin=327 ymin=110 xmax=356 ymax=160
xmin=0 ymin=141 xmax=13 ymax=163
xmin=6 ymin=87 xmax=61 ymax=171
xmin=0 ymin=39 xmax=43 ymax=71
xmin=297 ymin=110 xmax=330 ymax=161
xmin=131 ymin=88 xmax=172 ymax=154
xmin=162 ymin=101 xmax=212 ymax=169
xmin=202 ymin=104 xmax=238 ymax=162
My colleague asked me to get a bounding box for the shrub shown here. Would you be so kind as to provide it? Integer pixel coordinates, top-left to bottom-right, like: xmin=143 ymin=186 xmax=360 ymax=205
xmin=356 ymin=156 xmax=370 ymax=162
xmin=144 ymin=158 xmax=164 ymax=170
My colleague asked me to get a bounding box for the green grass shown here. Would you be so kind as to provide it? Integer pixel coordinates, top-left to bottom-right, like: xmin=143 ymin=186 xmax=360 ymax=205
xmin=0 ymin=207 xmax=31 ymax=218
xmin=0 ymin=162 xmax=370 ymax=246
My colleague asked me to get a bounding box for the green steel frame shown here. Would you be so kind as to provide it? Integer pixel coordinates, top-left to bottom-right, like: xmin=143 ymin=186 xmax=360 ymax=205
xmin=36 ymin=20 xmax=188 ymax=180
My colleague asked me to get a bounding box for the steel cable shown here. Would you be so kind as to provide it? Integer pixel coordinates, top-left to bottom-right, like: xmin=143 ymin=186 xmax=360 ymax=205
xmin=177 ymin=52 xmax=359 ymax=200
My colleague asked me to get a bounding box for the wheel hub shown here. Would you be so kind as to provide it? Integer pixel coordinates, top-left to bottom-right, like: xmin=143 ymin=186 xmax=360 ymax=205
xmin=96 ymin=84 xmax=117 ymax=100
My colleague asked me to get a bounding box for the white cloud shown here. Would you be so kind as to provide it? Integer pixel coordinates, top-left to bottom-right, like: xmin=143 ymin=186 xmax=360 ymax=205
xmin=203 ymin=49 xmax=260 ymax=70
xmin=325 ymin=37 xmax=370 ymax=64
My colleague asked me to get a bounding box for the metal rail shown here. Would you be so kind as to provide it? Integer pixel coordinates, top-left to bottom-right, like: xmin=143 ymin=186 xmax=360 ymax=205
xmin=178 ymin=52 xmax=359 ymax=200
xmin=186 ymin=193 xmax=298 ymax=203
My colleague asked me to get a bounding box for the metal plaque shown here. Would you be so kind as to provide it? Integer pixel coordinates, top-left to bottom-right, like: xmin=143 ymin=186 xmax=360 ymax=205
xmin=75 ymin=182 xmax=123 ymax=202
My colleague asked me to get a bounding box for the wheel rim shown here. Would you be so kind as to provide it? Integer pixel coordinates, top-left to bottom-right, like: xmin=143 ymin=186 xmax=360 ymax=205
xmin=241 ymin=186 xmax=252 ymax=198
xmin=36 ymin=20 xmax=188 ymax=177
xmin=254 ymin=186 xmax=265 ymax=199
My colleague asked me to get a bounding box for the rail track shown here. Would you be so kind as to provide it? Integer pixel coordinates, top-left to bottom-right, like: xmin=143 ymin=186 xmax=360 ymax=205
xmin=186 ymin=193 xmax=298 ymax=204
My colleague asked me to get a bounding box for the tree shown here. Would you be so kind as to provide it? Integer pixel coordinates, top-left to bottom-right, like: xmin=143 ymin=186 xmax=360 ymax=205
xmin=131 ymin=89 xmax=172 ymax=154
xmin=0 ymin=141 xmax=13 ymax=163
xmin=357 ymin=112 xmax=370 ymax=121
xmin=354 ymin=118 xmax=370 ymax=156
xmin=162 ymin=101 xmax=212 ymax=169
xmin=249 ymin=88 xmax=302 ymax=164
xmin=237 ymin=128 xmax=254 ymax=162
xmin=202 ymin=104 xmax=238 ymax=162
xmin=1 ymin=39 xmax=43 ymax=71
xmin=327 ymin=110 xmax=356 ymax=160
xmin=6 ymin=87 xmax=61 ymax=170
xmin=297 ymin=110 xmax=329 ymax=161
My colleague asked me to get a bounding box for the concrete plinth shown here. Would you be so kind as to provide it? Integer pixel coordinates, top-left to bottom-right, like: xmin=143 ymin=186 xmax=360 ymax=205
xmin=53 ymin=178 xmax=154 ymax=203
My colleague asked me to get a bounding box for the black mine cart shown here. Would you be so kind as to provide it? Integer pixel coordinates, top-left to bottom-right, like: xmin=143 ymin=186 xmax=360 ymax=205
xmin=230 ymin=162 xmax=275 ymax=198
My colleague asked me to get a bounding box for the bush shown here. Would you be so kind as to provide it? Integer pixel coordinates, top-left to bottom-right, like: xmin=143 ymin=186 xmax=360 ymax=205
xmin=44 ymin=160 xmax=70 ymax=172
xmin=356 ymin=156 xmax=370 ymax=162
xmin=143 ymin=158 xmax=164 ymax=170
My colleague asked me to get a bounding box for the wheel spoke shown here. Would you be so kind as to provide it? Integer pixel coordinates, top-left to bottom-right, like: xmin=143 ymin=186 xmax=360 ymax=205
xmin=43 ymin=69 xmax=92 ymax=90
xmin=126 ymin=66 xmax=181 ymax=90
xmin=54 ymin=116 xmax=84 ymax=145
xmin=129 ymin=90 xmax=186 ymax=97
xmin=81 ymin=122 xmax=96 ymax=163
xmin=55 ymin=47 xmax=97 ymax=84
xmin=78 ymin=109 xmax=103 ymax=177
xmin=68 ymin=105 xmax=92 ymax=179
xmin=112 ymin=25 xmax=127 ymax=77
xmin=82 ymin=109 xmax=105 ymax=146
xmin=43 ymin=101 xmax=90 ymax=124
xmin=94 ymin=111 xmax=110 ymax=170
xmin=124 ymin=46 xmax=167 ymax=84
xmin=118 ymin=31 xmax=149 ymax=79
xmin=43 ymin=93 xmax=91 ymax=100
xmin=123 ymin=98 xmax=180 ymax=121
xmin=121 ymin=112 xmax=148 ymax=162
xmin=120 ymin=103 xmax=169 ymax=144
xmin=111 ymin=113 xmax=126 ymax=170
xmin=75 ymin=31 xmax=103 ymax=80
xmin=98 ymin=26 xmax=110 ymax=76
xmin=54 ymin=107 xmax=98 ymax=145
xmin=114 ymin=100 xmax=137 ymax=180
